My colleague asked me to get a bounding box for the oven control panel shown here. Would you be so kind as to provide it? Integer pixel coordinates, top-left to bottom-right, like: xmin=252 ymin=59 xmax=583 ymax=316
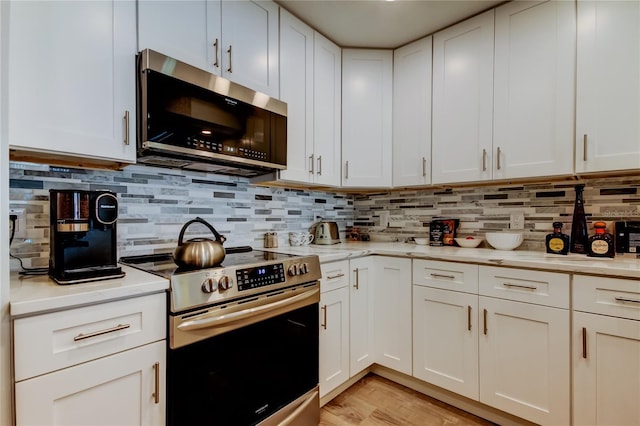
xmin=236 ymin=263 xmax=286 ymax=291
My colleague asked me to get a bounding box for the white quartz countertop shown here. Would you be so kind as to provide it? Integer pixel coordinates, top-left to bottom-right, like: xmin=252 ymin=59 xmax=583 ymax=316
xmin=265 ymin=241 xmax=640 ymax=279
xmin=10 ymin=265 xmax=169 ymax=318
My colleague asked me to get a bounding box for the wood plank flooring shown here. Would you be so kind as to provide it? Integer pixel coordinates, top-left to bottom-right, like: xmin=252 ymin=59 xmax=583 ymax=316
xmin=320 ymin=374 xmax=497 ymax=426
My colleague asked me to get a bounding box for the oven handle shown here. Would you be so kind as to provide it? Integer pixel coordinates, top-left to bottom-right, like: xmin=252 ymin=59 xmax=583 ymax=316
xmin=177 ymin=287 xmax=319 ymax=331
xmin=279 ymin=389 xmax=319 ymax=426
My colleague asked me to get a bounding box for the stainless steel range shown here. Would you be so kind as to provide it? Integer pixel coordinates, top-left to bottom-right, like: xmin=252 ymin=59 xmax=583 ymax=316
xmin=120 ymin=247 xmax=321 ymax=426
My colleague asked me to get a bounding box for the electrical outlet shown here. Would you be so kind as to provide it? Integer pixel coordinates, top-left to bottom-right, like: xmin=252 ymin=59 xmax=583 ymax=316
xmin=9 ymin=208 xmax=26 ymax=239
xmin=379 ymin=211 xmax=390 ymax=228
xmin=510 ymin=212 xmax=525 ymax=230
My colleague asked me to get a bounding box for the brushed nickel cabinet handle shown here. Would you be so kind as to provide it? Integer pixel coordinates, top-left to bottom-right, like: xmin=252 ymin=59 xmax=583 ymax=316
xmin=123 ymin=111 xmax=130 ymax=145
xmin=353 ymin=268 xmax=359 ymax=290
xmin=227 ymin=45 xmax=232 ymax=73
xmin=422 ymin=157 xmax=427 ymax=177
xmin=318 ymin=155 xmax=322 ymax=176
xmin=582 ymin=327 xmax=587 ymax=359
xmin=327 ymin=273 xmax=345 ymax=280
xmin=583 ymin=134 xmax=588 ymax=162
xmin=467 ymin=305 xmax=472 ymax=331
xmin=74 ymin=323 xmax=131 ymax=342
xmin=309 ymin=154 xmax=314 ymax=174
xmin=345 ymin=161 xmax=349 ymax=179
xmin=496 ymin=147 xmax=502 ymax=170
xmin=430 ymin=273 xmax=455 ymax=280
xmin=482 ymin=149 xmax=487 ymax=172
xmin=615 ymin=296 xmax=640 ymax=304
xmin=153 ymin=362 xmax=160 ymax=404
xmin=502 ymin=282 xmax=538 ymax=291
xmin=213 ymin=38 xmax=219 ymax=68
xmin=483 ymin=309 xmax=488 ymax=335
xmin=321 ymin=305 xmax=327 ymax=330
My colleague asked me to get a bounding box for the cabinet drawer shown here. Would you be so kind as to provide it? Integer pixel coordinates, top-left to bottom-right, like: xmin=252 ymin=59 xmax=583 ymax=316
xmin=479 ymin=266 xmax=569 ymax=309
xmin=321 ymin=260 xmax=350 ymax=293
xmin=14 ymin=293 xmax=166 ymax=381
xmin=574 ymin=275 xmax=640 ymax=320
xmin=413 ymin=259 xmax=478 ymax=294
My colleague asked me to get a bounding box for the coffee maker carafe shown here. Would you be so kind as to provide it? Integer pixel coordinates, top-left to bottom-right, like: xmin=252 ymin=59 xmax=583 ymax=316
xmin=49 ymin=189 xmax=124 ymax=284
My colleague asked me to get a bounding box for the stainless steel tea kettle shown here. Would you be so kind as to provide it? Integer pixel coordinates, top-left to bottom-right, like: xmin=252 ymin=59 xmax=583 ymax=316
xmin=173 ymin=217 xmax=227 ymax=269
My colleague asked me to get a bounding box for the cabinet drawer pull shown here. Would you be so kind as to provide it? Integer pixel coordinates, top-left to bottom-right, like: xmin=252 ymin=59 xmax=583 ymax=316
xmin=482 ymin=149 xmax=487 ymax=171
xmin=327 ymin=273 xmax=345 ymax=280
xmin=73 ymin=323 xmax=131 ymax=342
xmin=430 ymin=273 xmax=455 ymax=280
xmin=583 ymin=134 xmax=588 ymax=162
xmin=227 ymin=45 xmax=232 ymax=73
xmin=483 ymin=309 xmax=488 ymax=335
xmin=614 ymin=296 xmax=640 ymax=304
xmin=345 ymin=161 xmax=349 ymax=179
xmin=153 ymin=362 xmax=160 ymax=404
xmin=496 ymin=146 xmax=502 ymax=170
xmin=123 ymin=111 xmax=130 ymax=145
xmin=318 ymin=155 xmax=322 ymax=176
xmin=502 ymin=282 xmax=537 ymax=291
xmin=321 ymin=305 xmax=327 ymax=330
xmin=213 ymin=38 xmax=220 ymax=68
xmin=422 ymin=157 xmax=427 ymax=177
xmin=467 ymin=305 xmax=472 ymax=331
xmin=309 ymin=154 xmax=315 ymax=174
xmin=353 ymin=268 xmax=359 ymax=290
xmin=582 ymin=327 xmax=587 ymax=359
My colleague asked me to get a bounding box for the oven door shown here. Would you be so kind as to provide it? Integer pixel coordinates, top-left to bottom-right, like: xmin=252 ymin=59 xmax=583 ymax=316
xmin=167 ymin=285 xmax=319 ymax=426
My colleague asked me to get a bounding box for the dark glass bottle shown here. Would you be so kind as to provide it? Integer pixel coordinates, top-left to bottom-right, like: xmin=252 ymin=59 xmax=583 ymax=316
xmin=546 ymin=222 xmax=570 ymax=255
xmin=570 ymin=184 xmax=588 ymax=254
xmin=588 ymin=221 xmax=615 ymax=258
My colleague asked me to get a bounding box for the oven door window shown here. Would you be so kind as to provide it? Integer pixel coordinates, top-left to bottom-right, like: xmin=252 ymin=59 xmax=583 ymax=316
xmin=168 ymin=303 xmax=318 ymax=426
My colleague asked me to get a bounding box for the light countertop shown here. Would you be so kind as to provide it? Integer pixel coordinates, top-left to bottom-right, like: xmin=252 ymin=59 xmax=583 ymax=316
xmin=265 ymin=241 xmax=640 ymax=280
xmin=10 ymin=265 xmax=169 ymax=318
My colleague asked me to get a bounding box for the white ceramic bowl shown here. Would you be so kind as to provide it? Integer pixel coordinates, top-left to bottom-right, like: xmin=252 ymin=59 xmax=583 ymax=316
xmin=414 ymin=237 xmax=429 ymax=245
xmin=485 ymin=232 xmax=524 ymax=250
xmin=454 ymin=237 xmax=484 ymax=248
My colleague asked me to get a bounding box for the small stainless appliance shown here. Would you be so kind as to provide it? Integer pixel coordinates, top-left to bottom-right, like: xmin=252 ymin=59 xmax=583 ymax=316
xmin=614 ymin=221 xmax=640 ymax=253
xmin=136 ymin=49 xmax=287 ymax=177
xmin=120 ymin=248 xmax=321 ymax=426
xmin=312 ymin=221 xmax=341 ymax=245
xmin=49 ymin=189 xmax=124 ymax=284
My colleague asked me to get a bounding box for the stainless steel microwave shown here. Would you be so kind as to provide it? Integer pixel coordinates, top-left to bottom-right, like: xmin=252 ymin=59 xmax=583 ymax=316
xmin=136 ymin=49 xmax=287 ymax=177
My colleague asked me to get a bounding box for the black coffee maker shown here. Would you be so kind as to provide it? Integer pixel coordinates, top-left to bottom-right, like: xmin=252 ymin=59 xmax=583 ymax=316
xmin=49 ymin=189 xmax=124 ymax=284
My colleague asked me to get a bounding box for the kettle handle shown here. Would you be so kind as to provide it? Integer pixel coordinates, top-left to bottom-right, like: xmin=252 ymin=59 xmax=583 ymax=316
xmin=177 ymin=217 xmax=227 ymax=246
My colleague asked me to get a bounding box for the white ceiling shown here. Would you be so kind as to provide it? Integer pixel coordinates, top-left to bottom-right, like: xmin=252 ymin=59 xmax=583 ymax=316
xmin=276 ymin=0 xmax=505 ymax=49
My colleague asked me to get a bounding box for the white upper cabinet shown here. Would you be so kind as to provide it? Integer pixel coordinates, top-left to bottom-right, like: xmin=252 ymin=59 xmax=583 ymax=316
xmin=279 ymin=9 xmax=314 ymax=183
xmin=138 ymin=0 xmax=279 ymax=98
xmin=7 ymin=0 xmax=137 ymax=163
xmin=342 ymin=49 xmax=393 ymax=188
xmin=576 ymin=0 xmax=640 ymax=173
xmin=279 ymin=13 xmax=341 ymax=187
xmin=432 ymin=11 xmax=495 ymax=185
xmin=493 ymin=0 xmax=575 ymax=180
xmin=393 ymin=36 xmax=433 ymax=187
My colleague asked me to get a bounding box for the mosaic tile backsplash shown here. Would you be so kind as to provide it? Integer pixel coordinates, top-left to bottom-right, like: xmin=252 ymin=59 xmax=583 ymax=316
xmin=9 ymin=160 xmax=640 ymax=270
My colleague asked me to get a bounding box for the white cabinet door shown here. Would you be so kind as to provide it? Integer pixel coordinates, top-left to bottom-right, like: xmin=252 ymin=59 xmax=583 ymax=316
xmin=576 ymin=0 xmax=640 ymax=173
xmin=221 ymin=0 xmax=279 ymax=97
xmin=8 ymin=0 xmax=136 ymax=163
xmin=349 ymin=256 xmax=375 ymax=375
xmin=479 ymin=296 xmax=570 ymax=426
xmin=573 ymin=311 xmax=640 ymax=426
xmin=393 ymin=36 xmax=432 ymax=187
xmin=342 ymin=49 xmax=393 ymax=188
xmin=374 ymin=257 xmax=412 ymax=375
xmin=413 ymin=286 xmax=479 ymax=400
xmin=432 ymin=11 xmax=495 ymax=185
xmin=313 ymin=33 xmax=342 ymax=187
xmin=137 ymin=0 xmax=215 ymax=72
xmin=279 ymin=9 xmax=314 ymax=183
xmin=319 ymin=286 xmax=350 ymax=398
xmin=493 ymin=0 xmax=575 ymax=180
xmin=15 ymin=341 xmax=166 ymax=426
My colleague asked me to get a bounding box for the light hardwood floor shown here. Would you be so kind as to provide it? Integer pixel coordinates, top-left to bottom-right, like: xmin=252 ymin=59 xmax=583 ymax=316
xmin=320 ymin=374 xmax=496 ymax=426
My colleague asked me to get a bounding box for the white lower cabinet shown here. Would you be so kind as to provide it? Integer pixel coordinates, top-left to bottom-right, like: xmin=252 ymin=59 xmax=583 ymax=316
xmin=573 ymin=275 xmax=640 ymax=425
xmin=349 ymin=256 xmax=376 ymax=375
xmin=373 ymin=257 xmax=412 ymax=375
xmin=13 ymin=293 xmax=167 ymax=426
xmin=15 ymin=341 xmax=165 ymax=426
xmin=319 ymin=261 xmax=350 ymax=398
